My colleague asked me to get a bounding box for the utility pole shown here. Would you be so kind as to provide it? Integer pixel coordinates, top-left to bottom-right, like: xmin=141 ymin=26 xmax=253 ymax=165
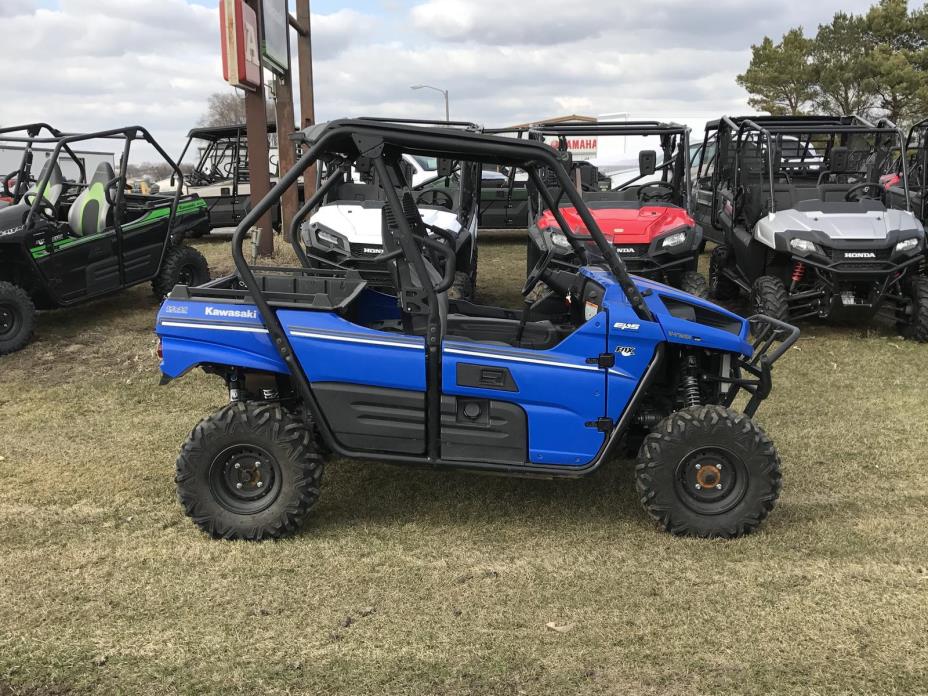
xmin=274 ymin=74 xmax=298 ymax=241
xmin=295 ymin=0 xmax=316 ymax=197
xmin=243 ymin=0 xmax=274 ymax=255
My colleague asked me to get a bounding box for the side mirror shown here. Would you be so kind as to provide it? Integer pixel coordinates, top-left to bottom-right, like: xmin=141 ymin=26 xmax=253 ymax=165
xmin=437 ymin=157 xmax=454 ymax=178
xmin=639 ymin=150 xmax=657 ymax=177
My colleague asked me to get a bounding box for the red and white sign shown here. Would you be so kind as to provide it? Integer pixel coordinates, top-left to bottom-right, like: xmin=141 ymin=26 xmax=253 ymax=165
xmin=546 ymin=136 xmax=598 ymax=160
xmin=220 ymin=0 xmax=261 ymax=91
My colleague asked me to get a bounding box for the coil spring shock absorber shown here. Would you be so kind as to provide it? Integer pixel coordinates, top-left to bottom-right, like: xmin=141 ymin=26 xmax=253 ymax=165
xmin=680 ymin=354 xmax=702 ymax=408
xmin=790 ymin=260 xmax=806 ymax=291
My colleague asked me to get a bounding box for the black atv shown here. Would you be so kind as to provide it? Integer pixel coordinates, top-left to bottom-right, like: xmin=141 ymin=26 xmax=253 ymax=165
xmin=0 ymin=125 xmax=211 ymax=355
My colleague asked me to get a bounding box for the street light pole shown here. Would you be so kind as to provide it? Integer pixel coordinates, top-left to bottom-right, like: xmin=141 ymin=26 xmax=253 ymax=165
xmin=410 ymin=84 xmax=449 ymax=122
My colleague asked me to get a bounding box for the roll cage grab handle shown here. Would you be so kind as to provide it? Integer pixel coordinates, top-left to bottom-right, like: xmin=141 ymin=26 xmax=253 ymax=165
xmin=722 ymin=116 xmax=912 ymax=215
xmin=23 ymin=126 xmax=185 ymax=254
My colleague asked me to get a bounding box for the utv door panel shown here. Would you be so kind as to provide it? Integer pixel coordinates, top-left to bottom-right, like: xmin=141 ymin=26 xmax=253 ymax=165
xmin=313 ymin=383 xmax=425 ymax=454
xmin=440 ymin=396 xmax=527 ymax=464
xmin=440 ymin=315 xmax=609 ymax=466
xmin=34 ymin=232 xmax=119 ymax=303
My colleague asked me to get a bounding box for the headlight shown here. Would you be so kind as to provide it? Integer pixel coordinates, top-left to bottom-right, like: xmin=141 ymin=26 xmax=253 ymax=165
xmin=895 ymin=238 xmax=919 ymax=254
xmin=790 ymin=238 xmax=817 ymax=253
xmin=550 ymin=232 xmax=571 ymax=249
xmin=317 ymin=229 xmax=344 ymax=248
xmin=661 ymin=232 xmax=687 ymax=248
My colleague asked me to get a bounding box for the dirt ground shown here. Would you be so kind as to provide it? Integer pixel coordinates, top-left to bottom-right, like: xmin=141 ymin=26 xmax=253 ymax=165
xmin=0 ymin=235 xmax=926 ymax=695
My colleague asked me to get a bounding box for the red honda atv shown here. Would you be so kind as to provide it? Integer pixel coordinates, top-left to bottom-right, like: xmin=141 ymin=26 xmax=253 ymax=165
xmin=497 ymin=122 xmax=707 ymax=297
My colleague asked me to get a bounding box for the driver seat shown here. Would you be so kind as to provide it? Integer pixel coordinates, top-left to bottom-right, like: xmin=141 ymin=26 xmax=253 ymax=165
xmin=26 ymin=160 xmax=65 ymax=207
xmin=68 ymin=162 xmax=116 ymax=237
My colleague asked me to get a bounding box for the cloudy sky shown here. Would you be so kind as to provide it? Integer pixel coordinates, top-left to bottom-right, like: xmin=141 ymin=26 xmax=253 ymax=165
xmin=0 ymin=0 xmax=877 ymax=162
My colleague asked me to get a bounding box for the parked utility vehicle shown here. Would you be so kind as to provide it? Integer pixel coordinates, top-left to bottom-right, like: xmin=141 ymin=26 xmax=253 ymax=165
xmin=158 ymin=123 xmax=282 ymax=234
xmin=695 ymin=115 xmax=927 ymax=340
xmin=156 ymin=119 xmax=798 ymax=541
xmin=490 ymin=122 xmax=707 ymax=297
xmin=0 ymin=126 xmax=210 ymax=354
xmin=302 ymin=118 xmax=481 ymax=300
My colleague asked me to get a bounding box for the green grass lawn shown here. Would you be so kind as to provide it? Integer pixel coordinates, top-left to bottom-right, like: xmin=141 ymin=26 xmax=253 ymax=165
xmin=0 ymin=235 xmax=926 ymax=695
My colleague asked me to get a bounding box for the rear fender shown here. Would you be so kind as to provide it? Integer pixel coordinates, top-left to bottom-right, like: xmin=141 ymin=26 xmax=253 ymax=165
xmin=156 ymin=299 xmax=288 ymax=378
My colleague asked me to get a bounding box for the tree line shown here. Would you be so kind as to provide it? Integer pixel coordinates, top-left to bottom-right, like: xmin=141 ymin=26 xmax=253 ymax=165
xmin=737 ymin=0 xmax=928 ymax=123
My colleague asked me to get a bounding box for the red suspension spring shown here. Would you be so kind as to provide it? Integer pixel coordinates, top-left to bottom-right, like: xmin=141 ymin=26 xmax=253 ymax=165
xmin=791 ymin=261 xmax=806 ymax=284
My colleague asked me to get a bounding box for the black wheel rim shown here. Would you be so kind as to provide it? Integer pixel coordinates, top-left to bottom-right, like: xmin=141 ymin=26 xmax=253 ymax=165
xmin=178 ymin=264 xmax=199 ymax=286
xmin=0 ymin=303 xmax=18 ymax=339
xmin=674 ymin=446 xmax=747 ymax=515
xmin=208 ymin=444 xmax=281 ymax=515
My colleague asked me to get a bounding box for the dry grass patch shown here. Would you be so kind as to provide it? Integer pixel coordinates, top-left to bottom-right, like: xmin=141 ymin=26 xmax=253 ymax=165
xmin=0 ymin=235 xmax=926 ymax=694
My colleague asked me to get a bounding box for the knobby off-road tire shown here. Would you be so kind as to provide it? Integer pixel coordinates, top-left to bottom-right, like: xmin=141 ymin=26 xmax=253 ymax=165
xmin=635 ymin=405 xmax=782 ymax=538
xmin=679 ymin=270 xmax=709 ymax=298
xmin=708 ymin=245 xmax=739 ymax=301
xmin=899 ymin=275 xmax=928 ymax=342
xmin=176 ymin=402 xmax=324 ymax=541
xmin=152 ymin=244 xmax=210 ymax=299
xmin=751 ymin=275 xmax=789 ymax=321
xmin=0 ymin=281 xmax=36 ymax=355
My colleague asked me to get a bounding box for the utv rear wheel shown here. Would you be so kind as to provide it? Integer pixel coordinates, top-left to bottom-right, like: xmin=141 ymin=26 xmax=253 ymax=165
xmin=708 ymin=245 xmax=739 ymax=301
xmin=635 ymin=405 xmax=781 ymax=538
xmin=153 ymin=244 xmax=210 ymax=298
xmin=0 ymin=282 xmax=36 ymax=355
xmin=176 ymin=402 xmax=324 ymax=540
xmin=679 ymin=271 xmax=709 ymax=298
xmin=751 ymin=275 xmax=789 ymax=321
xmin=898 ymin=275 xmax=928 ymax=342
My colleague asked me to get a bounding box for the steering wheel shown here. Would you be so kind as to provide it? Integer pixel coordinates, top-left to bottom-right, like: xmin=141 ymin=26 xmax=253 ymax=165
xmin=522 ymin=247 xmax=554 ymax=297
xmin=23 ymin=192 xmax=57 ymax=221
xmin=638 ymin=181 xmax=674 ymax=202
xmin=845 ymin=182 xmax=883 ymax=202
xmin=416 ymin=189 xmax=455 ymax=210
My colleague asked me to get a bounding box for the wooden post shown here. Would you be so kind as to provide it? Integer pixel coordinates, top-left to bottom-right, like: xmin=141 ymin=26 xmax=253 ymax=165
xmin=295 ymin=0 xmax=316 ymax=198
xmin=274 ymin=74 xmax=298 ymax=241
xmin=243 ymin=0 xmax=273 ymax=256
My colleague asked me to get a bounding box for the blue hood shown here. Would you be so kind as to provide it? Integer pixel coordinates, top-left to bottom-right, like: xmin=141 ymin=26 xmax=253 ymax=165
xmin=584 ymin=268 xmax=754 ymax=357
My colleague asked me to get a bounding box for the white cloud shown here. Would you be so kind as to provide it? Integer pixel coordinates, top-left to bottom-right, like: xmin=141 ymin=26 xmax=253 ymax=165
xmin=0 ymin=0 xmax=882 ymax=163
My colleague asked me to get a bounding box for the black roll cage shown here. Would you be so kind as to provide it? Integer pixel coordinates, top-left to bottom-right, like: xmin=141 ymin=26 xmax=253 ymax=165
xmin=2 ymin=126 xmax=185 ymax=261
xmin=0 ymin=123 xmax=88 ymax=202
xmin=902 ymin=116 xmax=928 ymax=220
xmin=701 ymin=115 xmax=911 ymax=228
xmin=177 ymin=122 xmax=278 ymax=188
xmin=227 ymin=118 xmax=659 ymax=475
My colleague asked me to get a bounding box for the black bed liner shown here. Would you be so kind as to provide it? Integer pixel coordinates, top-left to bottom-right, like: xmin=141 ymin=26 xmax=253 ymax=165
xmin=168 ymin=266 xmax=367 ymax=311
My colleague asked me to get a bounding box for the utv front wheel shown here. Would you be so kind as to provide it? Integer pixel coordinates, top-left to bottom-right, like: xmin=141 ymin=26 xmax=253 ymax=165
xmin=0 ymin=281 xmax=36 ymax=355
xmin=898 ymin=275 xmax=928 ymax=342
xmin=679 ymin=270 xmax=709 ymax=298
xmin=751 ymin=275 xmax=789 ymax=321
xmin=176 ymin=402 xmax=324 ymax=540
xmin=153 ymin=245 xmax=210 ymax=298
xmin=635 ymin=405 xmax=781 ymax=538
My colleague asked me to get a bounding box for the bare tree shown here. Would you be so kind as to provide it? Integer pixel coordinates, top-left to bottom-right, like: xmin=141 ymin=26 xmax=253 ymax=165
xmin=200 ymin=92 xmax=248 ymax=127
xmin=200 ymin=91 xmax=276 ymax=127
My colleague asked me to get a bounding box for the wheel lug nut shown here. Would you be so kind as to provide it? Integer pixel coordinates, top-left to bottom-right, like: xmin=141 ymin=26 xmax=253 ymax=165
xmin=255 ymin=461 xmax=261 ymax=468
xmin=234 ymin=462 xmax=241 ymax=470
xmin=695 ymin=483 xmax=702 ymax=490
xmin=256 ymin=481 xmax=263 ymax=488
xmin=694 ymin=463 xmax=702 ymax=470
xmin=716 ymin=483 xmax=723 ymax=490
xmin=235 ymin=482 xmax=243 ymax=489
xmin=717 ymin=463 xmax=723 ymax=470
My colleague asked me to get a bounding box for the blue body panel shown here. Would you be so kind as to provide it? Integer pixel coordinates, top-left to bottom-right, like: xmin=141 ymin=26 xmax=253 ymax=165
xmin=442 ymin=312 xmax=608 ymax=466
xmin=156 ymin=267 xmax=754 ymax=468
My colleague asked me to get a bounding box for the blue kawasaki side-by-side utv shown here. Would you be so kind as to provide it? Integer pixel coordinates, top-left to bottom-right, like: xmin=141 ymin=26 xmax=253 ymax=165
xmin=155 ymin=119 xmax=799 ymax=540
